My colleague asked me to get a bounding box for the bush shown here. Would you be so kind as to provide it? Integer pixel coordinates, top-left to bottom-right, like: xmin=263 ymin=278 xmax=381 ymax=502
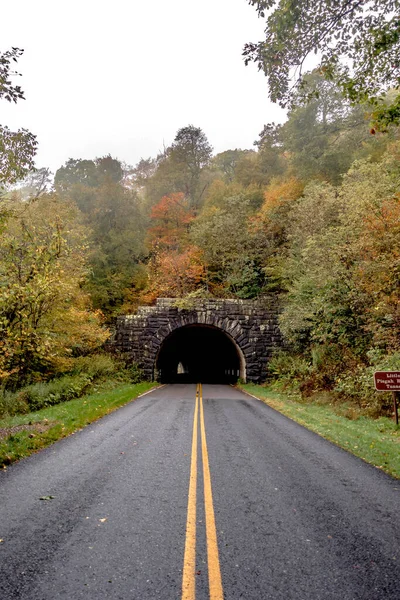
xmin=0 ymin=374 xmax=92 ymax=416
xmin=0 ymin=389 xmax=30 ymax=417
xmin=19 ymin=375 xmax=92 ymax=412
xmin=0 ymin=353 xmax=145 ymax=417
xmin=122 ymin=364 xmax=142 ymax=383
xmin=267 ymin=351 xmax=311 ymax=387
xmin=70 ymin=353 xmax=143 ymax=383
xmin=333 ymin=349 xmax=400 ymax=417
xmin=70 ymin=354 xmax=118 ymax=379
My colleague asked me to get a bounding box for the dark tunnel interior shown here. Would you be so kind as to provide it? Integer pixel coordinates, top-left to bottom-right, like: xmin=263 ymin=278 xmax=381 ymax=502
xmin=155 ymin=325 xmax=242 ymax=384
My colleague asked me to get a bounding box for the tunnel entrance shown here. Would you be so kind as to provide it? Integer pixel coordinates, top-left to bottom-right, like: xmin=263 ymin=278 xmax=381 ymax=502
xmin=155 ymin=324 xmax=244 ymax=384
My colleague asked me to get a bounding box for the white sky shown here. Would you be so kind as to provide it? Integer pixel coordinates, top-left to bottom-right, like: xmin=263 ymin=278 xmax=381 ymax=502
xmin=1 ymin=0 xmax=286 ymax=174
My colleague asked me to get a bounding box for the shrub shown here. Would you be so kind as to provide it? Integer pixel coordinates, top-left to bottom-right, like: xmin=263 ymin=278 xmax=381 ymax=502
xmin=333 ymin=349 xmax=400 ymax=417
xmin=122 ymin=362 xmax=144 ymax=384
xmin=267 ymin=351 xmax=311 ymax=387
xmin=0 ymin=389 xmax=30 ymax=417
xmin=70 ymin=354 xmax=118 ymax=379
xmin=20 ymin=375 xmax=92 ymax=412
xmin=0 ymin=353 xmax=145 ymax=418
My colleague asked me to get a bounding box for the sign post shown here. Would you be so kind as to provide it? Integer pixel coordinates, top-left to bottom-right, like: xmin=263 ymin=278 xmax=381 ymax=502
xmin=374 ymin=372 xmax=400 ymax=425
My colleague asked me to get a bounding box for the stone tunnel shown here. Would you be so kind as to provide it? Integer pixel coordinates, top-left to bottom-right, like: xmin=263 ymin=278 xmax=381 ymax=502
xmin=109 ymin=298 xmax=283 ymax=384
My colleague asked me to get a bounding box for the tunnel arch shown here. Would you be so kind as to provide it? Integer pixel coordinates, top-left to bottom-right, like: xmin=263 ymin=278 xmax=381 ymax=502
xmin=111 ymin=298 xmax=284 ymax=383
xmin=154 ymin=323 xmax=246 ymax=384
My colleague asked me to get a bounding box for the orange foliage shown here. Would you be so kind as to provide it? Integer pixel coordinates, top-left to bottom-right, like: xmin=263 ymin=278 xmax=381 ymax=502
xmin=142 ymin=246 xmax=205 ymax=302
xmin=148 ymin=193 xmax=194 ymax=250
xmin=260 ymin=177 xmax=304 ymax=218
xmin=355 ymin=195 xmax=400 ymax=349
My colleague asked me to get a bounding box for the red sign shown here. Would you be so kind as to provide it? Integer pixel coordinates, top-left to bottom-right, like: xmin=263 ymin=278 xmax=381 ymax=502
xmin=374 ymin=371 xmax=400 ymax=391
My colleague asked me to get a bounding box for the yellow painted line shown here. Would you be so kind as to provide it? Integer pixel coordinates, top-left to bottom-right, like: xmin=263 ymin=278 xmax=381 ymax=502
xmin=182 ymin=384 xmax=199 ymax=600
xmin=199 ymin=383 xmax=224 ymax=600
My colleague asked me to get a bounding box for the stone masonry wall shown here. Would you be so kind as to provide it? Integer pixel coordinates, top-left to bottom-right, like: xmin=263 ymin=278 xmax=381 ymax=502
xmin=109 ymin=297 xmax=283 ymax=383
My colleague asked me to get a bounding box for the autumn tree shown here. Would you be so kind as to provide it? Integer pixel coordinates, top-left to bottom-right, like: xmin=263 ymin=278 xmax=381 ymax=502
xmin=0 ymin=195 xmax=108 ymax=388
xmin=274 ymin=146 xmax=400 ymax=395
xmin=148 ymin=192 xmax=195 ymax=250
xmin=143 ymin=192 xmax=204 ymax=301
xmin=144 ymin=247 xmax=205 ymax=300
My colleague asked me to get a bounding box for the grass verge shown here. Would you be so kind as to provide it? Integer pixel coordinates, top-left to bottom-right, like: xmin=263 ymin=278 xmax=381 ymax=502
xmin=0 ymin=381 xmax=158 ymax=468
xmin=239 ymin=383 xmax=400 ymax=479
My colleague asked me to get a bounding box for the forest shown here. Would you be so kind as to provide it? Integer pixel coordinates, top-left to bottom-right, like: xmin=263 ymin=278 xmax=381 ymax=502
xmin=2 ymin=0 xmax=400 ymax=418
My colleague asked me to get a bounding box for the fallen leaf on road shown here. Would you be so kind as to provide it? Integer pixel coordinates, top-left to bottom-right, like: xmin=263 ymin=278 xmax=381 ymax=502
xmin=40 ymin=496 xmax=55 ymax=501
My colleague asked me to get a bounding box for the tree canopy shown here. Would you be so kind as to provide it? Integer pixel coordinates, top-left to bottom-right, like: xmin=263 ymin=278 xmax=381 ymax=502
xmin=244 ymin=0 xmax=400 ymax=128
xmin=0 ymin=48 xmax=37 ymax=185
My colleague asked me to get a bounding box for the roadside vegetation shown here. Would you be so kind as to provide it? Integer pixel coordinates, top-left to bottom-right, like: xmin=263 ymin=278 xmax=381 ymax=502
xmin=0 ymin=380 xmax=157 ymax=468
xmin=240 ymin=383 xmax=400 ymax=480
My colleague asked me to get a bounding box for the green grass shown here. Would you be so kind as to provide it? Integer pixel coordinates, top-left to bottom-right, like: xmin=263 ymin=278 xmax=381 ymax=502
xmin=0 ymin=381 xmax=158 ymax=468
xmin=239 ymin=383 xmax=400 ymax=479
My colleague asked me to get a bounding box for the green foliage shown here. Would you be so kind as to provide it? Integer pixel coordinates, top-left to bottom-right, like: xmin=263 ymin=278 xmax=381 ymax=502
xmin=69 ymin=354 xmax=118 ymax=379
xmin=267 ymin=351 xmax=311 ymax=386
xmin=54 ymin=155 xmax=123 ymax=193
xmin=0 ymin=47 xmax=25 ymax=103
xmin=191 ymin=194 xmax=269 ymax=297
xmin=19 ymin=375 xmax=93 ymax=411
xmin=204 ymin=179 xmax=265 ymax=211
xmin=210 ymin=149 xmax=249 ymax=183
xmin=0 ymin=48 xmax=37 ymax=185
xmin=121 ymin=362 xmax=144 ymax=384
xmin=254 ymin=73 xmax=391 ymax=184
xmin=0 ymin=126 xmax=38 ymax=185
xmin=245 ymin=1 xmax=400 ymax=128
xmin=55 ymin=156 xmax=148 ymax=316
xmin=0 ymin=389 xmax=31 ymax=417
xmin=273 ymin=143 xmax=400 ymax=408
xmin=334 ymin=350 xmax=400 ymax=417
xmin=69 ymin=353 xmax=143 ymax=386
xmin=0 ymin=353 xmax=144 ymax=417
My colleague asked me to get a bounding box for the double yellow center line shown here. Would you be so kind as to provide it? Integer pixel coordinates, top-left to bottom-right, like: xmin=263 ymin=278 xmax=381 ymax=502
xmin=182 ymin=383 xmax=224 ymax=600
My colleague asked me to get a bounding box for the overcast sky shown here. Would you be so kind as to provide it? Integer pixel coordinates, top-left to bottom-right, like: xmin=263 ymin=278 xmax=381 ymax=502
xmin=2 ymin=0 xmax=286 ymax=174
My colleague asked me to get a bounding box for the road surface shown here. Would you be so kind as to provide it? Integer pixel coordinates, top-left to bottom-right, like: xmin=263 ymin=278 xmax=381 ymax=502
xmin=1 ymin=384 xmax=399 ymax=599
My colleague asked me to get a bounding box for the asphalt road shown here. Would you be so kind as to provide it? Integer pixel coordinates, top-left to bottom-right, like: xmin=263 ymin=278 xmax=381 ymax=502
xmin=0 ymin=384 xmax=399 ymax=599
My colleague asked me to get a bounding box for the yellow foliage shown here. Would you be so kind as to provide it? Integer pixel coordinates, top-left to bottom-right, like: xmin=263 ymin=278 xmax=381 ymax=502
xmin=260 ymin=177 xmax=304 ymax=218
